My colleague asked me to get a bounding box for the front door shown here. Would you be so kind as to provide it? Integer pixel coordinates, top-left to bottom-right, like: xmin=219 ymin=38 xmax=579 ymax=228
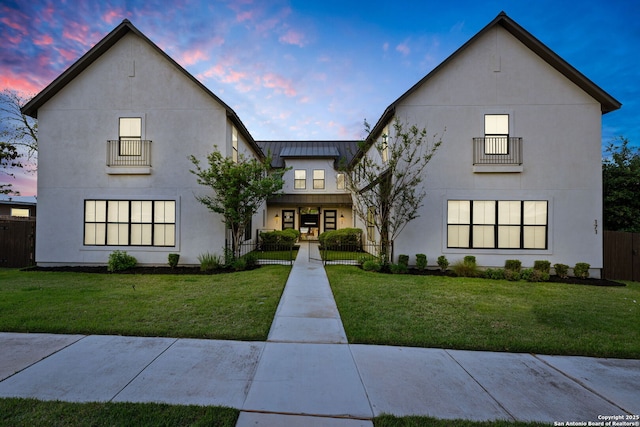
xmin=324 ymin=210 xmax=337 ymax=232
xmin=282 ymin=210 xmax=295 ymax=230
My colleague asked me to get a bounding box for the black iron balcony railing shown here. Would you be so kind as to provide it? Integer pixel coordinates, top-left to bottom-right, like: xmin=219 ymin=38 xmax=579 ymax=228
xmin=473 ymin=137 xmax=522 ymax=165
xmin=107 ymin=140 xmax=152 ymax=167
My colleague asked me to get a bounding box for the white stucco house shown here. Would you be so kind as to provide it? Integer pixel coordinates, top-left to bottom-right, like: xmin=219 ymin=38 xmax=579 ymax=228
xmin=22 ymin=13 xmax=620 ymax=275
xmin=21 ymin=20 xmax=266 ymax=266
xmin=350 ymin=12 xmax=620 ymax=276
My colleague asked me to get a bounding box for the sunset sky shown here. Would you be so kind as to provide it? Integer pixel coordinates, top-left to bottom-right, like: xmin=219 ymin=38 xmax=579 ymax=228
xmin=1 ymin=0 xmax=637 ymax=196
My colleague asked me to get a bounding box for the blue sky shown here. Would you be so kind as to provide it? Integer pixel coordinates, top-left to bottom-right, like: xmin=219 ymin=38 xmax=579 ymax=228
xmin=1 ymin=0 xmax=637 ymax=195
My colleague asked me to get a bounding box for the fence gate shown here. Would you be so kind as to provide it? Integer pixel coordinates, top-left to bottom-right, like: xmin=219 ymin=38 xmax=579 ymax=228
xmin=0 ymin=219 xmax=36 ymax=268
xmin=603 ymin=230 xmax=640 ymax=282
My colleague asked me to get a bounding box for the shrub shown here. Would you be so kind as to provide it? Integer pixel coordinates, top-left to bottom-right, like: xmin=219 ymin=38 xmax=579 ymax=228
xmin=503 ymin=268 xmax=521 ymax=281
xmin=362 ymin=260 xmax=382 ymax=272
xmin=390 ymin=263 xmax=408 ymax=274
xmin=318 ymin=228 xmax=362 ymax=249
xmin=437 ymin=255 xmax=449 ymax=272
xmin=168 ymin=253 xmax=180 ymax=268
xmin=463 ymin=255 xmax=476 ymax=266
xmin=504 ymin=259 xmax=522 ymax=272
xmin=107 ymin=250 xmax=137 ymax=272
xmin=574 ymin=262 xmax=590 ymax=279
xmin=232 ymin=258 xmax=247 ymax=271
xmin=415 ymin=254 xmax=427 ymax=271
xmin=198 ymin=252 xmax=223 ymax=272
xmin=451 ymin=259 xmax=479 ymax=277
xmin=521 ymin=268 xmax=549 ymax=282
xmin=533 ymin=260 xmax=551 ymax=274
xmin=398 ymin=254 xmax=410 ymax=267
xmin=554 ymin=263 xmax=569 ymax=279
xmin=483 ymin=268 xmax=505 ymax=280
xmin=260 ymin=230 xmax=298 ymax=247
xmin=242 ymin=252 xmax=259 ymax=269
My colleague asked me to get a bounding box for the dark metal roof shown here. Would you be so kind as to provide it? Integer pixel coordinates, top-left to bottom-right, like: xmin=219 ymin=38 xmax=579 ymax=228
xmin=267 ymin=193 xmax=352 ymax=206
xmin=258 ymin=140 xmax=359 ymax=168
xmin=20 ymin=19 xmax=264 ymax=159
xmin=352 ymin=11 xmax=622 ymax=167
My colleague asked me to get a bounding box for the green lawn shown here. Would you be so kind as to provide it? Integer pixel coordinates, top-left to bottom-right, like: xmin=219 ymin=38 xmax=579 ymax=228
xmin=0 ymin=266 xmax=290 ymax=340
xmin=326 ymin=266 xmax=640 ymax=359
xmin=0 ymin=398 xmax=238 ymax=427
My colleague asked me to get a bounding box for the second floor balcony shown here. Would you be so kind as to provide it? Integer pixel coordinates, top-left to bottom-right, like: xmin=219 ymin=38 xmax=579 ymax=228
xmin=473 ymin=137 xmax=523 ymax=173
xmin=106 ymin=139 xmax=152 ymax=174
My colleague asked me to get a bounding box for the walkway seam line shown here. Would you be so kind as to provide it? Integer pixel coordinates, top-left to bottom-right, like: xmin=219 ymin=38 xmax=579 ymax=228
xmin=109 ymin=337 xmax=179 ymax=402
xmin=532 ymin=354 xmax=633 ymax=415
xmin=443 ymin=349 xmax=517 ymax=422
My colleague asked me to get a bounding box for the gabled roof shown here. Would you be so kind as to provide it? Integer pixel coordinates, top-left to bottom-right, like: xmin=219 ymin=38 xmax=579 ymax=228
xmin=21 ymin=19 xmax=264 ymax=159
xmin=357 ymin=12 xmax=622 ymax=166
xmin=258 ymin=140 xmax=359 ymax=168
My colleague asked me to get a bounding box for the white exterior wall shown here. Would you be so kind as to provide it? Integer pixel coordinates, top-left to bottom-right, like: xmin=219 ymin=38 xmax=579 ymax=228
xmin=386 ymin=26 xmax=603 ymax=274
xmin=35 ymin=33 xmax=253 ymax=266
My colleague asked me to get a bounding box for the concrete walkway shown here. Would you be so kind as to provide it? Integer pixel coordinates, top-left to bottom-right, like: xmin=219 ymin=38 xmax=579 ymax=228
xmin=1 ymin=242 xmax=639 ymax=426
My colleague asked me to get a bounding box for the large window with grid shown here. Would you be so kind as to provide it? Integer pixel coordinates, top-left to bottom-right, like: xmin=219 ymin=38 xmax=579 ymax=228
xmin=447 ymin=200 xmax=547 ymax=249
xmin=84 ymin=200 xmax=176 ymax=246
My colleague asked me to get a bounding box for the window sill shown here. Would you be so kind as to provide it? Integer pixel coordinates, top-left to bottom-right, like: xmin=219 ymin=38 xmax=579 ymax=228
xmin=473 ymin=164 xmax=523 ymax=173
xmin=106 ymin=166 xmax=152 ymax=175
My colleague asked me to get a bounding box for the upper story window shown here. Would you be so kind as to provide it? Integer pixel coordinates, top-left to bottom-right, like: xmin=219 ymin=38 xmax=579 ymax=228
xmin=11 ymin=208 xmax=30 ymax=217
xmin=336 ymin=173 xmax=345 ymax=190
xmin=484 ymin=114 xmax=509 ymax=155
xmin=294 ymin=170 xmax=306 ymax=189
xmin=380 ymin=125 xmax=389 ymax=162
xmin=313 ymin=169 xmax=325 ymax=189
xmin=232 ymin=127 xmax=239 ymax=163
xmin=119 ymin=118 xmax=142 ymax=156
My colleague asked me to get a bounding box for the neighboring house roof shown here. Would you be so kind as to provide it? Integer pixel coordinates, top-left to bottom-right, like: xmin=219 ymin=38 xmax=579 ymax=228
xmin=268 ymin=194 xmax=353 ymax=207
xmin=21 ymin=19 xmax=264 ymax=159
xmin=353 ymin=11 xmax=622 ymax=167
xmin=0 ymin=196 xmax=37 ymax=206
xmin=258 ymin=140 xmax=360 ymax=168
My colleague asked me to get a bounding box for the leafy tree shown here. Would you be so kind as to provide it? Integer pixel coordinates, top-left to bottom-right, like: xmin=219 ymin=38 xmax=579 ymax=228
xmin=190 ymin=147 xmax=286 ymax=259
xmin=345 ymin=119 xmax=443 ymax=264
xmin=602 ymin=137 xmax=640 ymax=232
xmin=0 ymin=89 xmax=38 ymax=195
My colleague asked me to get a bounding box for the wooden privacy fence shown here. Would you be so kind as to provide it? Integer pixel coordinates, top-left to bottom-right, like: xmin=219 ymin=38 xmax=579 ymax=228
xmin=0 ymin=219 xmax=36 ymax=268
xmin=603 ymin=230 xmax=640 ymax=282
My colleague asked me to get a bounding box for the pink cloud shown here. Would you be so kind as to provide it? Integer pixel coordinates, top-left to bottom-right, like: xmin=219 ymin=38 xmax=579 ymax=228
xmin=236 ymin=10 xmax=254 ymax=22
xmin=0 ymin=71 xmax=44 ymax=96
xmin=56 ymin=47 xmax=79 ymax=62
xmin=102 ymin=9 xmax=124 ymax=25
xmin=279 ymin=29 xmax=305 ymax=47
xmin=262 ymin=73 xmax=296 ymax=97
xmin=62 ymin=22 xmax=92 ymax=48
xmin=34 ymin=34 xmax=53 ymax=46
xmin=0 ymin=16 xmax=27 ymax=33
xmin=396 ymin=42 xmax=410 ymax=56
xmin=178 ymin=48 xmax=210 ymax=66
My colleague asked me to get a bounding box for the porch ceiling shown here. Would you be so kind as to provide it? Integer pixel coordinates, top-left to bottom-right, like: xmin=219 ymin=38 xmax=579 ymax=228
xmin=268 ymin=194 xmax=352 ymax=207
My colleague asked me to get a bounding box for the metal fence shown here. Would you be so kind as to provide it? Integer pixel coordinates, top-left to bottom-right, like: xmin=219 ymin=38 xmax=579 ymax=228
xmin=473 ymin=137 xmax=522 ymax=165
xmin=231 ymin=239 xmax=297 ymax=265
xmin=320 ymin=242 xmax=386 ymax=265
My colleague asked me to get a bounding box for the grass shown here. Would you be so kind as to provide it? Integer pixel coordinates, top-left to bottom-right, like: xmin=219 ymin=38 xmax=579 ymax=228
xmin=0 ymin=398 xmax=238 ymax=426
xmin=250 ymin=248 xmax=298 ymax=260
xmin=326 ymin=266 xmax=640 ymax=359
xmin=321 ymin=249 xmax=379 ymax=262
xmin=0 ymin=266 xmax=290 ymax=340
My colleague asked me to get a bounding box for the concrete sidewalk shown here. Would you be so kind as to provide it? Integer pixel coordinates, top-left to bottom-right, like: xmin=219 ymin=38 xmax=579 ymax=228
xmin=1 ymin=242 xmax=638 ymax=426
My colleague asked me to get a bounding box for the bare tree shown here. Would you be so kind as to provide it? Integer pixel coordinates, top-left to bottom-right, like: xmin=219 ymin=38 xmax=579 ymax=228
xmin=0 ymin=89 xmax=38 ymax=194
xmin=346 ymin=118 xmax=443 ymax=264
